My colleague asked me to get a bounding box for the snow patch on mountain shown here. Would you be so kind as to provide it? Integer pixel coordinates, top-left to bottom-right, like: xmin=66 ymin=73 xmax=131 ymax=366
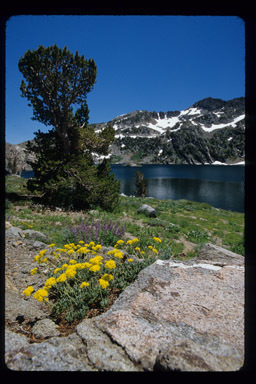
xmin=199 ymin=114 xmax=245 ymax=132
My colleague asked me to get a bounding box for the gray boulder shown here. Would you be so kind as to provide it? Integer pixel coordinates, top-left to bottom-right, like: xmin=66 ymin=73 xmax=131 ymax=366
xmin=32 ymin=319 xmax=60 ymax=339
xmin=138 ymin=204 xmax=157 ymax=218
xmin=5 ymin=290 xmax=50 ymax=326
xmin=6 ymin=226 xmax=25 ymax=238
xmin=5 ymin=330 xmax=95 ymax=371
xmin=23 ymin=229 xmax=47 ymax=241
xmin=197 ymin=243 xmax=244 ymax=265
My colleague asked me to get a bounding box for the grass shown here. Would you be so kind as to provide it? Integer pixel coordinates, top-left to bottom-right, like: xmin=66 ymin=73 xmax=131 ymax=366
xmin=5 ymin=175 xmax=245 ymax=257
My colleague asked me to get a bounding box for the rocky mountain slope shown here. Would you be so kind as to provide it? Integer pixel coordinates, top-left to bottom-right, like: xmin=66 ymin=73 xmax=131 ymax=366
xmin=5 ymin=97 xmax=245 ymax=174
xmin=104 ymin=96 xmax=245 ymax=165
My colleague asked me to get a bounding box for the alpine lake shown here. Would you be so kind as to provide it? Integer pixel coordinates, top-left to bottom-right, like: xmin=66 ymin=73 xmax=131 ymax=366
xmin=22 ymin=164 xmax=244 ymax=213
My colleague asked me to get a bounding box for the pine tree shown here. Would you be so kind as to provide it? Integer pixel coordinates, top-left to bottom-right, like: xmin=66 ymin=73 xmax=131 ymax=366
xmin=20 ymin=45 xmax=120 ymax=210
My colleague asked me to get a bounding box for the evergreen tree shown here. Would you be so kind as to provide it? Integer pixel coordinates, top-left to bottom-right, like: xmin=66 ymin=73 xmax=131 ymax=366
xmin=20 ymin=45 xmax=120 ymax=210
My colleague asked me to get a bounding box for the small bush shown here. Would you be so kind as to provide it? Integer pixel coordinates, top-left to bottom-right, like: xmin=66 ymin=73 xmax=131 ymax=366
xmin=186 ymin=229 xmax=209 ymax=244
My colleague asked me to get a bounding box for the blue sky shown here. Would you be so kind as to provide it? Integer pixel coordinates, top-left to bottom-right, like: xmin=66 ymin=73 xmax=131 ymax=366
xmin=5 ymin=15 xmax=245 ymax=144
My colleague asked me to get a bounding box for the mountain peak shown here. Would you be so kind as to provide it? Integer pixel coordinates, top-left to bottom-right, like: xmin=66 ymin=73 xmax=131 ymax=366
xmin=192 ymin=97 xmax=227 ymax=111
xmin=191 ymin=97 xmax=244 ymax=112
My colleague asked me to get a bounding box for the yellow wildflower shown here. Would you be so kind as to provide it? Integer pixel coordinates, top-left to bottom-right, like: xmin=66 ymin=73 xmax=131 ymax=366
xmin=101 ymin=273 xmax=113 ymax=281
xmin=79 ymin=240 xmax=85 ymax=244
xmin=82 ymin=262 xmax=92 ymax=269
xmin=89 ymin=241 xmax=95 ymax=247
xmin=148 ymin=245 xmax=153 ymax=250
xmin=62 ymin=263 xmax=68 ymax=270
xmin=80 ymin=281 xmax=90 ymax=288
xmin=152 ymin=248 xmax=158 ymax=254
xmin=54 ymin=267 xmax=62 ymax=274
xmin=99 ymin=279 xmax=109 ymax=289
xmin=48 ymin=243 xmax=55 ymax=248
xmin=33 ymin=288 xmax=48 ymax=302
xmin=89 ymin=264 xmax=101 ymax=273
xmin=113 ymin=251 xmax=123 ymax=259
xmin=135 ymin=247 xmax=140 ymax=251
xmin=39 ymin=249 xmax=47 ymax=256
xmin=153 ymin=237 xmax=162 ymax=243
xmin=42 ymin=257 xmax=48 ymax=263
xmin=78 ymin=247 xmax=89 ymax=254
xmin=126 ymin=240 xmax=133 ymax=245
xmin=23 ymin=286 xmax=34 ymax=296
xmin=56 ymin=273 xmax=67 ymax=283
xmin=44 ymin=277 xmax=56 ymax=289
xmin=127 ymin=258 xmax=133 ymax=262
xmin=105 ymin=259 xmax=116 ymax=270
xmin=30 ymin=267 xmax=38 ymax=276
xmin=69 ymin=259 xmax=77 ymax=264
xmin=89 ymin=256 xmax=103 ymax=265
xmin=65 ymin=266 xmax=77 ymax=278
xmin=34 ymin=255 xmax=40 ymax=262
xmin=74 ymin=263 xmax=83 ymax=270
xmin=68 ymin=249 xmax=75 ymax=255
xmin=116 ymin=240 xmax=124 ymax=245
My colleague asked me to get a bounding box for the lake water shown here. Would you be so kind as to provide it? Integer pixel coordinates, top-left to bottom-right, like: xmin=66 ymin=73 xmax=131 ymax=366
xmin=21 ymin=164 xmax=245 ymax=213
xmin=111 ymin=164 xmax=245 ymax=213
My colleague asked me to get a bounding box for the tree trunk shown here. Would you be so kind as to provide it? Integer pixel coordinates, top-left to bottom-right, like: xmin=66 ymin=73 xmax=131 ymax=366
xmin=58 ymin=130 xmax=70 ymax=155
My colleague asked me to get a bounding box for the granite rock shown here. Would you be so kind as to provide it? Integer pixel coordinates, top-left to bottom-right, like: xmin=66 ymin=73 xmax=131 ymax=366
xmin=94 ymin=258 xmax=244 ymax=371
xmin=197 ymin=243 xmax=244 ymax=266
xmin=32 ymin=319 xmax=60 ymax=339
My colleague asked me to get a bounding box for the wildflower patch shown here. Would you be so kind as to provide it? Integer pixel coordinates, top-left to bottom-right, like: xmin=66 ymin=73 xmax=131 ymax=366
xmin=23 ymin=237 xmax=162 ymax=322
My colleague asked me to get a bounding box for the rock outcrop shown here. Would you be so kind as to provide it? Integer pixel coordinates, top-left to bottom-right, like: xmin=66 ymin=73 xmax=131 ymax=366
xmin=5 ymin=233 xmax=244 ymax=371
xmin=5 ymin=142 xmax=34 ymax=175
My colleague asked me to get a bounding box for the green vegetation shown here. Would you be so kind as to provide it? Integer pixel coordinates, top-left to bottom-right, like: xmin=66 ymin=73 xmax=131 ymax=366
xmin=6 ymin=175 xmax=245 ymax=257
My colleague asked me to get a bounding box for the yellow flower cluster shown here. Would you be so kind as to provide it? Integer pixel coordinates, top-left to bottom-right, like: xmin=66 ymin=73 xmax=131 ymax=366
xmin=34 ymin=249 xmax=48 ymax=264
xmin=23 ymin=286 xmax=34 ymax=296
xmin=98 ymin=273 xmax=113 ymax=289
xmin=80 ymin=281 xmax=90 ymax=288
xmin=105 ymin=259 xmax=116 ymax=270
xmin=114 ymin=236 xmax=162 ymax=259
xmin=30 ymin=267 xmax=38 ymax=276
xmin=23 ymin=236 xmax=162 ymax=305
xmin=107 ymin=248 xmax=124 ymax=259
xmin=33 ymin=288 xmax=49 ymax=302
xmin=126 ymin=238 xmax=139 ymax=246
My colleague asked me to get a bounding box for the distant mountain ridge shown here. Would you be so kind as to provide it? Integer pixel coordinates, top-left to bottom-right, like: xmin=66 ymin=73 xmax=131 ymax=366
xmin=94 ymin=96 xmax=245 ymax=165
xmin=5 ymin=97 xmax=245 ymax=174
